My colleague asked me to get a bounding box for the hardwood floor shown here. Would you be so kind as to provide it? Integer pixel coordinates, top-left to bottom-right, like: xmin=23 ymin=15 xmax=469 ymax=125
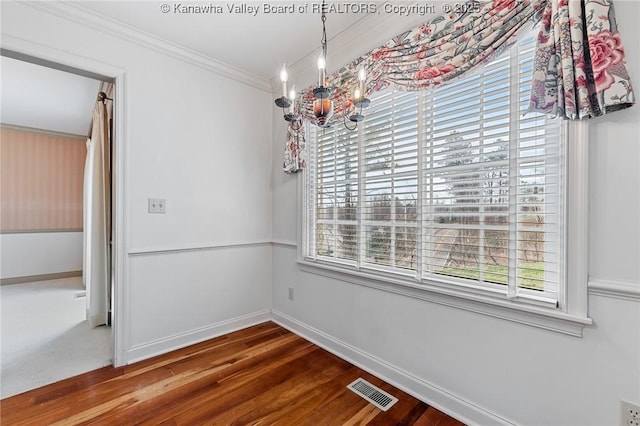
xmin=1 ymin=322 xmax=465 ymax=425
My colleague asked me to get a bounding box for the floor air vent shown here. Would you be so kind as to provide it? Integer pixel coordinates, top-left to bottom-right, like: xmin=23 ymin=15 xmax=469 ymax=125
xmin=347 ymin=378 xmax=398 ymax=411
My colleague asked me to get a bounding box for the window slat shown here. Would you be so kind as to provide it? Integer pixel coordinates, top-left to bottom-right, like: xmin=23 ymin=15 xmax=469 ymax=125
xmin=307 ymin=35 xmax=564 ymax=302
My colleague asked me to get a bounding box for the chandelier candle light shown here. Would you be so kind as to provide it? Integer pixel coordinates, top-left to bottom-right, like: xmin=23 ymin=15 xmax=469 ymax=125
xmin=274 ymin=0 xmax=371 ymax=130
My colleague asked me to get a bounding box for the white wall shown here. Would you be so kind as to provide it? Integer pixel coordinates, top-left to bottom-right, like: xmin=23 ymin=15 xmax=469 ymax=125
xmin=0 ymin=232 xmax=82 ymax=279
xmin=271 ymin=2 xmax=640 ymax=425
xmin=1 ymin=2 xmax=273 ymax=363
xmin=3 ymin=1 xmax=638 ymax=423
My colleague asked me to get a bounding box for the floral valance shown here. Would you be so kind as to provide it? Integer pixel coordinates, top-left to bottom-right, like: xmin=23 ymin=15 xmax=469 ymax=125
xmin=298 ymin=0 xmax=549 ymax=127
xmin=284 ymin=0 xmax=635 ymax=173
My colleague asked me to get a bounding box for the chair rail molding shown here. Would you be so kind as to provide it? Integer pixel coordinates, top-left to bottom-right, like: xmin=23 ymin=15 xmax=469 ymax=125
xmin=588 ymin=279 xmax=640 ymax=301
xmin=128 ymin=240 xmax=296 ymax=256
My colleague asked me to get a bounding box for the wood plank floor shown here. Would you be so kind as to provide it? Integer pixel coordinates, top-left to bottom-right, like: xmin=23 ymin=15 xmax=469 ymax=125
xmin=0 ymin=322 xmax=465 ymax=425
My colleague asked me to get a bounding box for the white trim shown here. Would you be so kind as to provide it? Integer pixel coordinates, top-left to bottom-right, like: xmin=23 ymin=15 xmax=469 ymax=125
xmin=0 ymin=271 xmax=82 ymax=286
xmin=566 ymin=120 xmax=589 ymax=317
xmin=1 ymin=34 xmax=125 ymax=83
xmin=125 ymin=310 xmax=271 ymax=364
xmin=19 ymin=1 xmax=271 ymax=93
xmin=298 ymin=260 xmax=591 ymax=336
xmin=113 ymin=73 xmax=128 ymax=367
xmin=588 ymin=279 xmax=640 ymax=301
xmin=1 ymin=34 xmax=131 ymax=368
xmin=0 ymin=123 xmax=87 ymax=139
xmin=297 ymin=170 xmax=305 ymax=260
xmin=127 ymin=240 xmax=296 ymax=256
xmin=0 ymin=229 xmax=83 ymax=234
xmin=271 ymin=310 xmax=514 ymax=426
xmin=272 ymin=240 xmax=297 ymax=248
xmin=128 ymin=241 xmax=273 ymax=256
xmin=297 ymin=80 xmax=590 ymax=338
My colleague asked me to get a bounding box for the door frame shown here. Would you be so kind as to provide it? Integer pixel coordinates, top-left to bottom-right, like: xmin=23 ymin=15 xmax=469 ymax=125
xmin=1 ymin=36 xmax=128 ymax=367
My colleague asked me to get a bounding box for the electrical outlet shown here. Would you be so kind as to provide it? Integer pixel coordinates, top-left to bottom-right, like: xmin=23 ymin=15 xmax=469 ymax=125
xmin=288 ymin=287 xmax=294 ymax=301
xmin=148 ymin=198 xmax=166 ymax=214
xmin=621 ymin=400 xmax=640 ymax=426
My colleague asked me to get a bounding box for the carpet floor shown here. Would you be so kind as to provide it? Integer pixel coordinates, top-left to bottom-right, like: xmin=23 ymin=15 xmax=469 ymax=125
xmin=0 ymin=277 xmax=111 ymax=398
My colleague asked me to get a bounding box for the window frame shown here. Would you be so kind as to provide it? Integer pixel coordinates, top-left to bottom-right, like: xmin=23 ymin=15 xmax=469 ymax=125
xmin=296 ymin=47 xmax=592 ymax=337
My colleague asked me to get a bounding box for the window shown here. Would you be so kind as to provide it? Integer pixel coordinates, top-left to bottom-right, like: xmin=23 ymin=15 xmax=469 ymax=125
xmin=302 ymin=35 xmax=590 ymax=331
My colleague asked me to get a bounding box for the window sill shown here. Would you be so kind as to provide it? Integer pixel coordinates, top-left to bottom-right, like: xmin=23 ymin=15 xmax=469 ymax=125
xmin=297 ymin=258 xmax=592 ymax=337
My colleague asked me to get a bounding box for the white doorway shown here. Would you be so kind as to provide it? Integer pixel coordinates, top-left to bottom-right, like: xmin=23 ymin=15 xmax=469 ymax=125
xmin=0 ymin=52 xmax=124 ymax=397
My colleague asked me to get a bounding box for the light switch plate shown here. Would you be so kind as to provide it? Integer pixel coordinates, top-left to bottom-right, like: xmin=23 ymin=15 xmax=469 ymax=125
xmin=148 ymin=198 xmax=166 ymax=214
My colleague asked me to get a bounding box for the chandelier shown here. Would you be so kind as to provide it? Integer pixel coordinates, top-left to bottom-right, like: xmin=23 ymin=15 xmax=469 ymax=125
xmin=274 ymin=0 xmax=370 ymax=130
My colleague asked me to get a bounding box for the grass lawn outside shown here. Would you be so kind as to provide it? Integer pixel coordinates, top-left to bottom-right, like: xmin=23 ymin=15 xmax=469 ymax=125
xmin=437 ymin=261 xmax=545 ymax=290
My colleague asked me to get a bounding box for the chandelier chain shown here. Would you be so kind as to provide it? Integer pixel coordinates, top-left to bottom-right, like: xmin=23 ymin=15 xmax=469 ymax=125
xmin=320 ymin=0 xmax=327 ymax=62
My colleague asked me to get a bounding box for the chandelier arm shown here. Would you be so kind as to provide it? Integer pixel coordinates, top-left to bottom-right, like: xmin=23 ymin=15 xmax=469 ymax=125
xmin=342 ymin=116 xmax=358 ymax=131
xmin=340 ymin=101 xmax=359 ymax=131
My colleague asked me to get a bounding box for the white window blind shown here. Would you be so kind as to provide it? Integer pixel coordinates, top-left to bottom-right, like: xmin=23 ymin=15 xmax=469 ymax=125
xmin=306 ymin=36 xmax=565 ymax=306
xmin=311 ymin=124 xmax=359 ymax=263
xmin=363 ymin=90 xmax=419 ymax=272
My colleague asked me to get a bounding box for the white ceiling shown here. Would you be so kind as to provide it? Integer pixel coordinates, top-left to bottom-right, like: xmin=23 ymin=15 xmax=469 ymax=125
xmin=1 ymin=56 xmax=101 ymax=136
xmin=71 ymin=0 xmax=378 ymax=80
xmin=0 ymin=1 xmax=391 ymax=135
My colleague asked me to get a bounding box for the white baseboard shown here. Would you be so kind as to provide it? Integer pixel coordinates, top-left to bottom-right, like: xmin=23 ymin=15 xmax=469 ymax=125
xmin=271 ymin=309 xmax=512 ymax=426
xmin=0 ymin=270 xmax=82 ymax=285
xmin=123 ymin=308 xmax=513 ymax=424
xmin=125 ymin=310 xmax=271 ymax=364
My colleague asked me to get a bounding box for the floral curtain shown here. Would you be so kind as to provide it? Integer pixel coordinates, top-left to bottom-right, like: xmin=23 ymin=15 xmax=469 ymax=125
xmin=282 ymin=125 xmax=306 ymax=173
xmin=529 ymin=0 xmax=635 ymax=118
xmin=285 ymin=0 xmax=635 ymax=169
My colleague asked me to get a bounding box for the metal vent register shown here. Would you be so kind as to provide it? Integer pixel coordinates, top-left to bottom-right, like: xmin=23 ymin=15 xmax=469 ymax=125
xmin=347 ymin=378 xmax=398 ymax=411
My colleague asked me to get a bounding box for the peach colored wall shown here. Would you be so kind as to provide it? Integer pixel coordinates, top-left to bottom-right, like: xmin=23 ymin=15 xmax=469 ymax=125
xmin=0 ymin=127 xmax=85 ymax=231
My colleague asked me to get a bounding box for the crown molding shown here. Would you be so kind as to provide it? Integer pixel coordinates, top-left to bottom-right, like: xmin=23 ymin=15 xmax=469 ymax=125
xmin=20 ymin=1 xmax=272 ymax=93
